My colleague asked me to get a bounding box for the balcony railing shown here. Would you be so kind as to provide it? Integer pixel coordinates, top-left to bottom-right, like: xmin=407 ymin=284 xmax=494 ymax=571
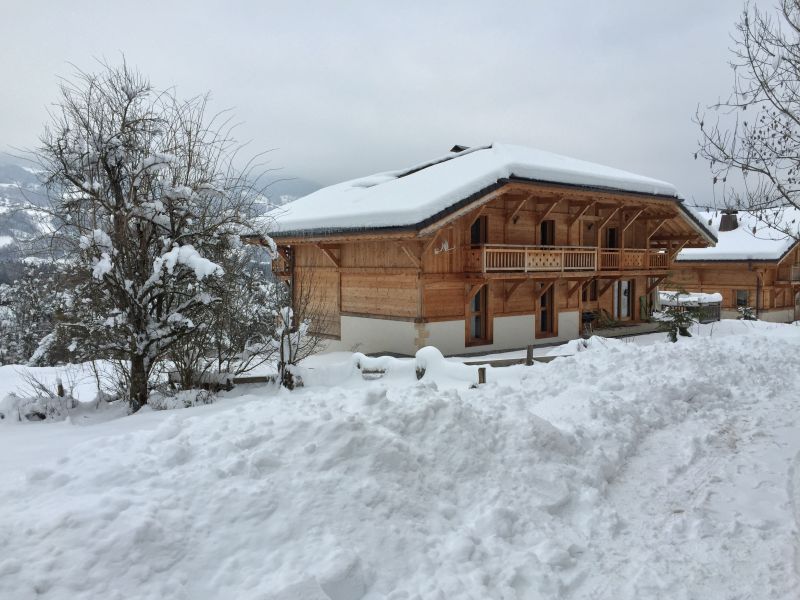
xmin=465 ymin=245 xmax=669 ymax=273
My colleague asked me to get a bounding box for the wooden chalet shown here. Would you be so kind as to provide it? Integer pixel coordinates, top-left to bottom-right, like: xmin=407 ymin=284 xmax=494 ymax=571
xmin=263 ymin=144 xmax=716 ymax=355
xmin=668 ymin=209 xmax=800 ymax=322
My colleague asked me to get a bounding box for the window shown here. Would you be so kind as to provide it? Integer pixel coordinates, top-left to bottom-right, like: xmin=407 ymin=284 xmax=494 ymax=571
xmin=470 ymin=216 xmax=487 ymax=246
xmin=468 ymin=285 xmax=488 ymax=342
xmin=735 ymin=289 xmax=749 ymax=307
xmin=605 ymin=227 xmax=619 ymax=249
xmin=540 ymin=219 xmax=555 ymax=246
xmin=582 ymin=279 xmax=598 ymax=302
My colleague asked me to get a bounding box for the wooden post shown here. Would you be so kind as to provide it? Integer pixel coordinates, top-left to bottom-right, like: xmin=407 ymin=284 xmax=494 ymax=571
xmin=478 ymin=367 xmax=486 ymax=384
xmin=526 ymin=345 xmax=534 ymax=366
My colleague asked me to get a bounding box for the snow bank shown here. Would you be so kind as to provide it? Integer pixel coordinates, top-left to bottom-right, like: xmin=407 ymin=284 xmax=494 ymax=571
xmin=1 ymin=326 xmax=799 ymax=598
xmin=546 ymin=335 xmax=623 ymax=356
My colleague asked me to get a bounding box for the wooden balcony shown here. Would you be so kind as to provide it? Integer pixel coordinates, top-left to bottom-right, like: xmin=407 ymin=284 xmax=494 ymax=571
xmin=465 ymin=245 xmax=669 ymax=274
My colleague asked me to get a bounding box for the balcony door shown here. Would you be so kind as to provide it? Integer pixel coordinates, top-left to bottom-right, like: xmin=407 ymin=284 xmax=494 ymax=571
xmin=470 ymin=216 xmax=487 ymax=247
xmin=605 ymin=227 xmax=619 ymax=249
xmin=540 ymin=219 xmax=555 ymax=246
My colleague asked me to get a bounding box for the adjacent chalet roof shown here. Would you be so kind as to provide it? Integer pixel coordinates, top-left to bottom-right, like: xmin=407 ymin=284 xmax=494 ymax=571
xmin=677 ymin=208 xmax=800 ymax=262
xmin=659 ymin=290 xmax=723 ymax=306
xmin=264 ymin=143 xmax=715 ymax=241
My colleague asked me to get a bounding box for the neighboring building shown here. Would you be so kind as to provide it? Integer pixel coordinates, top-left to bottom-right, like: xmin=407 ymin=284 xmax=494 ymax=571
xmin=264 ymin=144 xmax=716 ymax=355
xmin=669 ymin=209 xmax=800 ymax=322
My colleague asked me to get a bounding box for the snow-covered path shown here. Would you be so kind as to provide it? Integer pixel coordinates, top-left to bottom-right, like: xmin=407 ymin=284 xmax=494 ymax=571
xmin=0 ymin=321 xmax=798 ymax=599
xmin=572 ymin=366 xmax=800 ymax=599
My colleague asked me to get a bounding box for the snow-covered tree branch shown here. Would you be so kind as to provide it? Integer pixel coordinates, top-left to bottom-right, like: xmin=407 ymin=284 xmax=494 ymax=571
xmin=696 ymin=0 xmax=800 ymax=239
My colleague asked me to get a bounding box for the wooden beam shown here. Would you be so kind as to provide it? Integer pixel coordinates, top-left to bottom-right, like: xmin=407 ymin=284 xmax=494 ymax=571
xmin=646 ymin=219 xmax=667 ymax=243
xmin=533 ymin=199 xmax=560 ymax=228
xmin=568 ymin=201 xmax=596 ymax=227
xmin=423 ymin=230 xmax=442 ymax=254
xmin=505 ymin=280 xmax=524 ymax=302
xmin=651 ymin=235 xmax=698 ymax=242
xmin=622 ymin=208 xmax=645 ymax=233
xmin=314 ymin=244 xmax=340 ymax=267
xmin=467 ymin=283 xmax=484 ymax=302
xmin=646 ymin=276 xmax=666 ymax=295
xmin=469 ymin=205 xmax=487 ymax=227
xmin=598 ymin=278 xmax=619 ymax=297
xmin=534 ymin=280 xmax=555 ymax=301
xmin=398 ymin=242 xmax=421 ymax=268
xmin=597 ymin=206 xmax=621 ymax=231
xmin=567 ymin=280 xmax=583 ymax=298
xmin=669 ymin=241 xmax=689 ymax=261
xmin=507 ymin=195 xmax=530 ymax=225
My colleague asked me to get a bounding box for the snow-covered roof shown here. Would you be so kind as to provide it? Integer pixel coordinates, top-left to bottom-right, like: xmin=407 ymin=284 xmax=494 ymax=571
xmin=659 ymin=290 xmax=723 ymax=306
xmin=677 ymin=209 xmax=800 ymax=262
xmin=265 ymin=144 xmax=696 ymax=237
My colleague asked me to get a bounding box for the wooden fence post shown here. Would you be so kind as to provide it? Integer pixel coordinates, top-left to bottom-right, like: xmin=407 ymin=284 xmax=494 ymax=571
xmin=526 ymin=345 xmax=534 ymax=366
xmin=478 ymin=367 xmax=486 ymax=385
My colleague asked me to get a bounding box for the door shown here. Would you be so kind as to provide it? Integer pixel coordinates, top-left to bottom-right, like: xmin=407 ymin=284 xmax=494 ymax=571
xmin=540 ymin=219 xmax=555 ymax=246
xmin=612 ymin=279 xmax=634 ymax=320
xmin=538 ymin=285 xmax=555 ymax=336
xmin=467 ymin=284 xmax=489 ymax=345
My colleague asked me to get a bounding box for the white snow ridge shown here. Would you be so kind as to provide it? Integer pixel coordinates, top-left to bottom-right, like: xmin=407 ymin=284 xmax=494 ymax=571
xmin=0 ymin=322 xmax=799 ymax=599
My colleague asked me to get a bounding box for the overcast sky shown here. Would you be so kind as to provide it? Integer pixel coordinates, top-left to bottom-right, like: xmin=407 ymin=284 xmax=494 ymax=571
xmin=1 ymin=1 xmax=759 ymax=203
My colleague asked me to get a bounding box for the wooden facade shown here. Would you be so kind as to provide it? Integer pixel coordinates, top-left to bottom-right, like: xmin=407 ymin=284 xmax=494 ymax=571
xmin=668 ymin=244 xmax=800 ymax=322
xmin=267 ymin=180 xmax=713 ymax=355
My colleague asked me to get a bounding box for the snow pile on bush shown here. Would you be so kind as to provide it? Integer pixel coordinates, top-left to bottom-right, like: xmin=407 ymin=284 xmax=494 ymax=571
xmin=0 ymin=391 xmax=76 ymax=422
xmin=148 ymin=389 xmax=216 ymax=411
xmin=546 ymin=335 xmax=623 ymax=356
xmin=1 ymin=326 xmax=799 ymax=599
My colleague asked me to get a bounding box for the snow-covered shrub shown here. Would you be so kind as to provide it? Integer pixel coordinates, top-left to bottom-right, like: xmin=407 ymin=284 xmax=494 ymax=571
xmin=655 ymin=293 xmax=698 ymax=342
xmin=148 ymin=389 xmax=215 ymax=411
xmin=0 ymin=392 xmax=77 ymax=422
xmin=737 ymin=305 xmax=757 ymax=320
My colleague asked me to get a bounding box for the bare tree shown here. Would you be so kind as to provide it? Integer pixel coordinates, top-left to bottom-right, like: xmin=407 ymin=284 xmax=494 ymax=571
xmin=696 ymin=0 xmax=800 ymax=239
xmin=274 ymin=269 xmax=330 ymax=389
xmin=36 ymin=60 xmax=273 ymax=411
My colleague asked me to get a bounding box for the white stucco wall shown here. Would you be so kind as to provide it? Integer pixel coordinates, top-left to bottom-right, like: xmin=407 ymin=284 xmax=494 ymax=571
xmin=558 ymin=311 xmax=580 ymax=341
xmin=319 ymin=311 xmax=582 ymax=356
xmin=320 ymin=315 xmax=418 ymax=355
xmin=426 ymin=311 xmax=580 ymax=356
xmin=720 ymin=308 xmax=795 ymax=323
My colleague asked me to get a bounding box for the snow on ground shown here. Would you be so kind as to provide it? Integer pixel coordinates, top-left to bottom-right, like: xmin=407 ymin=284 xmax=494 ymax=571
xmin=1 ymin=321 xmax=799 ymax=599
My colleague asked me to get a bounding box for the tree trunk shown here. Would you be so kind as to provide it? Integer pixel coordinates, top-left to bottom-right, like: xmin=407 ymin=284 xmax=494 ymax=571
xmin=130 ymin=354 xmax=149 ymax=412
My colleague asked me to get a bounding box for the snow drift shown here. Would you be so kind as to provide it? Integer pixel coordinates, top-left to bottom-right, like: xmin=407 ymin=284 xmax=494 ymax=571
xmin=0 ymin=322 xmax=799 ymax=599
